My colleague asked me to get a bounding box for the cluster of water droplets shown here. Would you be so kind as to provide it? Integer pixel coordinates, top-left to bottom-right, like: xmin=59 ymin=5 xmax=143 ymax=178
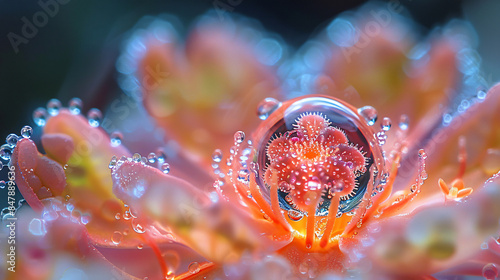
xmin=0 ymin=125 xmax=33 ymax=174
xmin=32 ymin=98 xmax=106 ymax=129
xmin=108 ymin=148 xmax=170 ymax=175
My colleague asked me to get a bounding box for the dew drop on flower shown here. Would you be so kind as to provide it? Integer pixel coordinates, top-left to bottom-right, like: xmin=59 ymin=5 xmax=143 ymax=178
xmin=397 ymin=115 xmax=409 ymax=131
xmin=0 ymin=181 xmax=5 ymax=189
xmin=0 ymin=145 xmax=12 ymax=161
xmin=21 ymin=126 xmax=33 ymax=138
xmin=357 ymin=105 xmax=378 ymax=126
xmin=132 ymin=153 xmax=141 ymax=162
xmin=87 ymin=108 xmax=103 ymax=127
xmin=47 ymin=99 xmax=62 ymax=116
xmin=376 ymin=131 xmax=387 ymax=146
xmin=6 ymin=134 xmax=18 ymax=147
xmin=33 ymin=107 xmax=48 ymax=127
xmin=132 ymin=218 xmax=146 ymax=234
xmin=137 ymin=244 xmax=143 ymax=250
xmin=257 ymin=97 xmax=281 ymax=120
xmin=188 ymin=262 xmax=200 ymax=274
xmin=109 ymin=156 xmax=118 ymax=169
xmin=212 ymin=149 xmax=222 ymax=162
xmin=253 ymin=96 xmax=386 ymax=216
xmin=147 ymin=152 xmax=157 ymax=163
xmin=477 ymin=89 xmax=487 ymax=100
xmin=161 ymin=163 xmax=170 ymax=174
xmin=483 ymin=263 xmax=498 ymax=280
xmin=381 ymin=117 xmax=392 ymax=131
xmin=68 ymin=97 xmax=83 ymax=114
xmin=156 ymin=148 xmax=167 ymax=163
xmin=234 ymin=131 xmax=245 ymax=144
xmin=110 ymin=131 xmax=123 ymax=147
xmin=418 ymin=149 xmax=427 ymax=159
xmin=111 ymin=231 xmax=123 ymax=245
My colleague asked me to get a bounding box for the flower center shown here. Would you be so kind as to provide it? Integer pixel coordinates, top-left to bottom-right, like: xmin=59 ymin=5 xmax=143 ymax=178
xmin=264 ymin=113 xmax=367 ymax=213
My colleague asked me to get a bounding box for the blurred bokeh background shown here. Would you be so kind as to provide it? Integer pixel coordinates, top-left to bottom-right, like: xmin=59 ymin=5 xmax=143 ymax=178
xmin=0 ymin=0 xmax=500 ymax=207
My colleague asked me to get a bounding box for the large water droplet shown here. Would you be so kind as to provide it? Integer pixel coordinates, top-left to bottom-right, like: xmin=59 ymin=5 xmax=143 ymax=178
xmin=47 ymin=99 xmax=62 ymax=116
xmin=257 ymin=98 xmax=281 ymax=120
xmin=69 ymin=97 xmax=83 ymax=114
xmin=33 ymin=107 xmax=48 ymax=127
xmin=87 ymin=108 xmax=102 ymax=127
xmin=21 ymin=126 xmax=33 ymax=139
xmin=234 ymin=131 xmax=245 ymax=144
xmin=358 ymin=106 xmax=378 ymax=126
xmin=6 ymin=134 xmax=19 ymax=147
xmin=110 ymin=131 xmax=123 ymax=147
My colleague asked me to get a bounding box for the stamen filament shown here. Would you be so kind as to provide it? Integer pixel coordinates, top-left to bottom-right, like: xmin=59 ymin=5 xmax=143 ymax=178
xmin=319 ymin=195 xmax=340 ymax=248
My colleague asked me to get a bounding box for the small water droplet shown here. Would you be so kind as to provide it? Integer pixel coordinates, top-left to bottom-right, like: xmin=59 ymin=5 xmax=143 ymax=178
xmin=111 ymin=231 xmax=123 ymax=245
xmin=109 ymin=156 xmax=118 ymax=169
xmin=87 ymin=108 xmax=102 ymax=127
xmin=132 ymin=153 xmax=141 ymax=162
xmin=156 ymin=148 xmax=167 ymax=163
xmin=47 ymin=99 xmax=62 ymax=116
xmin=477 ymin=89 xmax=487 ymax=100
xmin=0 ymin=181 xmax=5 ymax=189
xmin=0 ymin=145 xmax=12 ymax=161
xmin=418 ymin=149 xmax=427 ymax=159
xmin=21 ymin=126 xmax=33 ymax=138
xmin=165 ymin=272 xmax=175 ymax=280
xmin=381 ymin=117 xmax=392 ymax=131
xmin=137 ymin=243 xmax=143 ymax=250
xmin=115 ymin=213 xmax=121 ymax=220
xmin=257 ymin=98 xmax=281 ymax=120
xmin=212 ymin=149 xmax=223 ymax=163
xmin=132 ymin=218 xmax=146 ymax=234
xmin=147 ymin=152 xmax=157 ymax=163
xmin=288 ymin=209 xmax=304 ymax=221
xmin=188 ymin=262 xmax=200 ymax=274
xmin=69 ymin=98 xmax=83 ymax=114
xmin=358 ymin=106 xmax=378 ymax=126
xmin=110 ymin=131 xmax=123 ymax=147
xmin=483 ymin=263 xmax=498 ymax=280
xmin=161 ymin=163 xmax=170 ymax=174
xmin=6 ymin=134 xmax=19 ymax=147
xmin=234 ymin=131 xmax=245 ymax=144
xmin=399 ymin=114 xmax=409 ymax=131
xmin=33 ymin=107 xmax=48 ymax=127
xmin=376 ymin=131 xmax=387 ymax=146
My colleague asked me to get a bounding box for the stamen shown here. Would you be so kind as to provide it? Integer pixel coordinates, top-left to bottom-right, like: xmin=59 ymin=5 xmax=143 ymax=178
xmin=319 ymin=195 xmax=340 ymax=248
xmin=457 ymin=136 xmax=467 ymax=179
